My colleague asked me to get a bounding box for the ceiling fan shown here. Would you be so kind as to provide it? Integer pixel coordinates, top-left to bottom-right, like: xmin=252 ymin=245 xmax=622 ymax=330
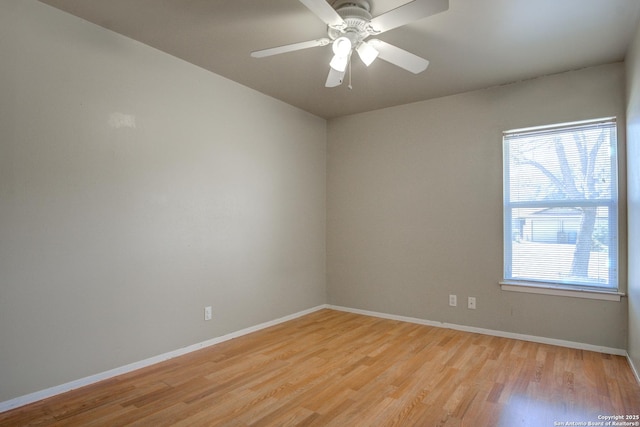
xmin=251 ymin=0 xmax=448 ymax=88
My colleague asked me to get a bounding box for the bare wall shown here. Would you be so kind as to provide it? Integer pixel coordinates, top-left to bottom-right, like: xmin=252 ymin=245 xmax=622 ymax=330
xmin=0 ymin=0 xmax=326 ymax=402
xmin=327 ymin=63 xmax=627 ymax=349
xmin=626 ymin=21 xmax=640 ymax=375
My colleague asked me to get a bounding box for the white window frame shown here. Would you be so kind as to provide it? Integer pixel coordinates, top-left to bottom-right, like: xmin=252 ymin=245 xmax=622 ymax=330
xmin=501 ymin=118 xmax=621 ymax=300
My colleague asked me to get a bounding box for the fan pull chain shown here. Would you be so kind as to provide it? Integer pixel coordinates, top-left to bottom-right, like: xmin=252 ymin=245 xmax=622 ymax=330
xmin=348 ymin=55 xmax=353 ymax=90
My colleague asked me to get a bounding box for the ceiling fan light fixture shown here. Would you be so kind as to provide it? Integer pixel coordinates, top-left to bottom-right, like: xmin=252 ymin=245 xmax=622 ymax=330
xmin=356 ymin=40 xmax=379 ymax=66
xmin=251 ymin=0 xmax=447 ymax=88
xmin=329 ymin=54 xmax=349 ymax=72
xmin=332 ymin=36 xmax=352 ymax=56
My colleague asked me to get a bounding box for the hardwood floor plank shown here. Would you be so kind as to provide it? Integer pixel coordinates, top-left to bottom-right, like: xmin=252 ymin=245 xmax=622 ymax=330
xmin=1 ymin=309 xmax=639 ymax=426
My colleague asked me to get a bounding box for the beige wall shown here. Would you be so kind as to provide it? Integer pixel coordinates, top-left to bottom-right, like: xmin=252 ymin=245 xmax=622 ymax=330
xmin=626 ymin=21 xmax=640 ymax=376
xmin=0 ymin=0 xmax=326 ymax=402
xmin=327 ymin=63 xmax=628 ymax=349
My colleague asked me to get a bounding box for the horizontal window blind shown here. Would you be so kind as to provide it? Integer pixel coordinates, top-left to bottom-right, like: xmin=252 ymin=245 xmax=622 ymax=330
xmin=503 ymin=118 xmax=618 ymax=289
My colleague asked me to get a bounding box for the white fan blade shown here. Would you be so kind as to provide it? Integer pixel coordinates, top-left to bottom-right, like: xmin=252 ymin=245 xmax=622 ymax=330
xmin=251 ymin=38 xmax=330 ymax=58
xmin=299 ymin=0 xmax=345 ymax=28
xmin=368 ymin=0 xmax=448 ymax=34
xmin=368 ymin=39 xmax=429 ymax=74
xmin=325 ymin=67 xmax=345 ymax=87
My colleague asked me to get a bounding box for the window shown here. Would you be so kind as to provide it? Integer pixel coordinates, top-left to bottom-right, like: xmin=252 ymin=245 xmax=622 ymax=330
xmin=502 ymin=118 xmax=618 ymax=292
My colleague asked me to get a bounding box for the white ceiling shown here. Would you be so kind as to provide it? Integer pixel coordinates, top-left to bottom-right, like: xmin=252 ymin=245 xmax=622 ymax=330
xmin=38 ymin=0 xmax=640 ymax=119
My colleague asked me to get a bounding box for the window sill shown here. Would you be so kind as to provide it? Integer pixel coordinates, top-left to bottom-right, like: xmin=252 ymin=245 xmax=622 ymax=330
xmin=499 ymin=281 xmax=623 ymax=301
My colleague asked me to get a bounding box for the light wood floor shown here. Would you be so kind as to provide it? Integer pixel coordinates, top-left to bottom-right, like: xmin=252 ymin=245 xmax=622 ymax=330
xmin=2 ymin=309 xmax=639 ymax=426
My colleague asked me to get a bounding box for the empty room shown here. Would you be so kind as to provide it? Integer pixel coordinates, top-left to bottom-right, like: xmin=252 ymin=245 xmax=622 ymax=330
xmin=1 ymin=0 xmax=640 ymax=425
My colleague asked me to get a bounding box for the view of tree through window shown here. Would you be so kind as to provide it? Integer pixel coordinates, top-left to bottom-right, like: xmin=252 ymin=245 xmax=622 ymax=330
xmin=503 ymin=118 xmax=618 ymax=289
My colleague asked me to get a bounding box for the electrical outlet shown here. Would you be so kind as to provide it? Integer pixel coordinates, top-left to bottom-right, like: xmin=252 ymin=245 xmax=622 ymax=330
xmin=204 ymin=306 xmax=212 ymax=321
xmin=449 ymin=295 xmax=457 ymax=307
xmin=468 ymin=297 xmax=476 ymax=310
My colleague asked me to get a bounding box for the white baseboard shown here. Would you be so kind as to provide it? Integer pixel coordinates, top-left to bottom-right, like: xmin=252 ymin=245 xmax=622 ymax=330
xmin=1 ymin=303 xmax=633 ymax=413
xmin=628 ymin=353 xmax=640 ymax=385
xmin=327 ymin=305 xmax=628 ymax=356
xmin=0 ymin=304 xmax=328 ymax=414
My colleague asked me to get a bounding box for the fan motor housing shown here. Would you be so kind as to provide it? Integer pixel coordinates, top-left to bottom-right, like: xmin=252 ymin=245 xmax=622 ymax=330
xmin=328 ymin=0 xmax=373 ymax=41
